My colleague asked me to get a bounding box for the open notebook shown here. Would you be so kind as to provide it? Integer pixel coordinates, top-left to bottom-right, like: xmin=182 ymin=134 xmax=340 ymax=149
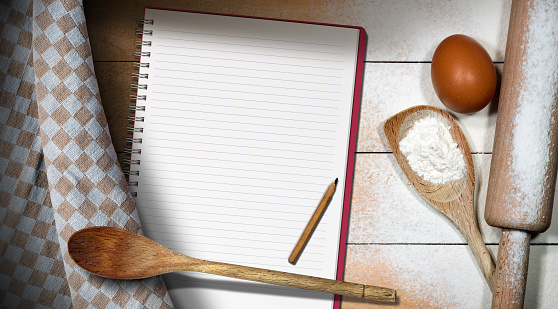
xmin=128 ymin=8 xmax=366 ymax=309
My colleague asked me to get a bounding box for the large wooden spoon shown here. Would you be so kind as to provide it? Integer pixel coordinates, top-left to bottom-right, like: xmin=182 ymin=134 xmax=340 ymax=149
xmin=68 ymin=226 xmax=396 ymax=302
xmin=384 ymin=105 xmax=495 ymax=291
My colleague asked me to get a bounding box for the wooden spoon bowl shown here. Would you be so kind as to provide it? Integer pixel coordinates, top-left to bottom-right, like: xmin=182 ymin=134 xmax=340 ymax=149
xmin=384 ymin=105 xmax=495 ymax=291
xmin=387 ymin=106 xmax=471 ymax=203
xmin=68 ymin=226 xmax=396 ymax=302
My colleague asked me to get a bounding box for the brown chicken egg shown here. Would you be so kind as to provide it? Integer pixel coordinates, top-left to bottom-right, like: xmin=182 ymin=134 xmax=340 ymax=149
xmin=431 ymin=34 xmax=497 ymax=113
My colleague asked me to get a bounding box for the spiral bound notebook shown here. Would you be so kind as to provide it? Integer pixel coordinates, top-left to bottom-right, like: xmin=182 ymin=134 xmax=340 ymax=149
xmin=127 ymin=8 xmax=365 ymax=309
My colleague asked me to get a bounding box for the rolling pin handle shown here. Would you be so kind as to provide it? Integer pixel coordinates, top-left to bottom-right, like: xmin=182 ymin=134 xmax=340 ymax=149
xmin=491 ymin=229 xmax=531 ymax=309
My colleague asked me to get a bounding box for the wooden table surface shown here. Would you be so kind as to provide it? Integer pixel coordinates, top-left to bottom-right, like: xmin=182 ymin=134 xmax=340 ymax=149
xmin=84 ymin=1 xmax=558 ymax=307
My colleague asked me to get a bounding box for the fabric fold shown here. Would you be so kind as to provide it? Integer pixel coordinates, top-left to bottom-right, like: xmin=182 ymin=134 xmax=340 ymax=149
xmin=1 ymin=0 xmax=174 ymax=307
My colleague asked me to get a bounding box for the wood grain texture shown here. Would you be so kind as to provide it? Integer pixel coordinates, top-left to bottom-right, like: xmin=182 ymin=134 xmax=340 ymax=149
xmin=492 ymin=229 xmax=530 ymax=309
xmin=84 ymin=0 xmax=511 ymax=62
xmin=484 ymin=0 xmax=558 ymax=307
xmin=384 ymin=105 xmax=495 ymax=290
xmin=69 ymin=227 xmax=396 ymax=302
xmin=485 ymin=0 xmax=558 ymax=232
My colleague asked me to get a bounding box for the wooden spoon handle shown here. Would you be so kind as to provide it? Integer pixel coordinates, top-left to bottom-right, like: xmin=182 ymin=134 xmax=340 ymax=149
xmin=463 ymin=218 xmax=496 ymax=291
xmin=182 ymin=257 xmax=396 ymax=302
xmin=491 ymin=229 xmax=530 ymax=309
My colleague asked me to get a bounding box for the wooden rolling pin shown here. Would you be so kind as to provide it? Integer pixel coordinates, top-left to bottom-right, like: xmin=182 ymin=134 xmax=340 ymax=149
xmin=485 ymin=0 xmax=558 ymax=308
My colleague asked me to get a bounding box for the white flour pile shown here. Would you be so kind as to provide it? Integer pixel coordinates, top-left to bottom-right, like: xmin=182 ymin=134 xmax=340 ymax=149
xmin=509 ymin=1 xmax=558 ymax=221
xmin=399 ymin=116 xmax=466 ymax=184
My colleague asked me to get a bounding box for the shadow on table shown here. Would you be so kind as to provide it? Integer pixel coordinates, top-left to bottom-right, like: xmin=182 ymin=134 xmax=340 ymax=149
xmin=342 ymin=295 xmax=400 ymax=307
xmin=163 ymin=272 xmax=331 ymax=308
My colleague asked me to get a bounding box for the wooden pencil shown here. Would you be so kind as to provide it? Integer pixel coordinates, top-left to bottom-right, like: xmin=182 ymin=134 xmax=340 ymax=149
xmin=289 ymin=178 xmax=338 ymax=264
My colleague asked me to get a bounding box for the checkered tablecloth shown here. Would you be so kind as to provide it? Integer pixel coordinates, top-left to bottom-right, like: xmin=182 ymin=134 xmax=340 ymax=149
xmin=1 ymin=0 xmax=174 ymax=307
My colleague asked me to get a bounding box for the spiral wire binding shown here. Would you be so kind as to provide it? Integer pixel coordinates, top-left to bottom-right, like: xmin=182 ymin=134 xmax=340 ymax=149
xmin=132 ymin=62 xmax=150 ymax=68
xmin=134 ymin=51 xmax=151 ymax=57
xmin=124 ymin=20 xmax=153 ymax=191
xmin=130 ymin=83 xmax=148 ymax=90
xmin=128 ymin=105 xmax=145 ymax=111
xmin=129 ymin=94 xmax=146 ymax=101
xmin=127 ymin=116 xmax=145 ymax=122
xmin=136 ymin=30 xmax=153 ymax=35
xmin=137 ymin=19 xmax=154 ymax=25
xmin=135 ymin=41 xmax=152 ymax=46
xmin=132 ymin=73 xmax=149 ymax=79
xmin=123 ymin=158 xmax=140 ymax=165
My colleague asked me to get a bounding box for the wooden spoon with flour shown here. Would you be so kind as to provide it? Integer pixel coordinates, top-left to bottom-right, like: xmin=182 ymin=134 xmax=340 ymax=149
xmin=384 ymin=105 xmax=495 ymax=291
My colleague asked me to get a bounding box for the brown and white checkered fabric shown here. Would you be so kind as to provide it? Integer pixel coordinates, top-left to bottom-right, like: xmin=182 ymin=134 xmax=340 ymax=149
xmin=1 ymin=0 xmax=173 ymax=308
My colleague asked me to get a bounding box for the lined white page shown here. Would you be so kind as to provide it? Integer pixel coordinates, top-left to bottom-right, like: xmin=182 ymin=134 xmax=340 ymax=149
xmin=130 ymin=8 xmax=360 ymax=309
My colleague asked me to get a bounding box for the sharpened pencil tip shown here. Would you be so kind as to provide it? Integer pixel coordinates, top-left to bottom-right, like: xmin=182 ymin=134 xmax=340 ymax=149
xmin=334 ymin=178 xmax=338 ymax=185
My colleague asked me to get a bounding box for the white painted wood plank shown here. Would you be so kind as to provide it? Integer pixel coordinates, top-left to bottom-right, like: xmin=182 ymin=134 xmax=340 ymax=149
xmin=349 ymin=153 xmax=558 ymax=244
xmin=343 ymin=244 xmax=557 ymax=308
xmin=337 ymin=0 xmax=511 ymax=61
xmin=357 ymin=63 xmax=501 ymax=153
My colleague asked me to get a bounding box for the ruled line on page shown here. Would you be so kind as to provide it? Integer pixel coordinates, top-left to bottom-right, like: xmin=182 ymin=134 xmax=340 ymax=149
xmin=152 ymin=65 xmax=343 ymax=80
xmin=152 ymin=104 xmax=340 ymax=118
xmin=138 ymin=205 xmax=310 ymax=223
xmin=143 ymin=214 xmax=312 ymax=231
xmin=143 ymin=156 xmax=332 ymax=171
xmin=140 ymin=175 xmax=329 ymax=192
xmin=147 ymin=125 xmax=336 ymax=142
xmin=152 ymin=238 xmax=326 ymax=256
xmin=139 ymin=171 xmax=330 ymax=186
xmin=154 ymin=71 xmax=343 ymax=86
xmin=156 ymin=38 xmax=346 ymax=55
xmin=149 ymin=111 xmax=337 ymax=126
xmin=148 ymin=119 xmax=337 ymax=134
xmin=142 ymin=188 xmax=321 ymax=203
xmin=156 ymin=29 xmax=347 ymax=47
xmin=141 ymin=192 xmax=325 ymax=209
xmin=139 ymin=199 xmax=317 ymax=215
xmin=151 ymin=80 xmax=342 ymax=94
xmin=150 ymin=110 xmax=337 ymax=126
xmin=139 ymin=191 xmax=327 ymax=209
xmin=149 ymin=242 xmax=328 ymax=264
xmin=143 ymin=143 xmax=335 ymax=157
xmin=147 ymin=136 xmax=334 ymax=149
xmin=148 ymin=236 xmax=329 ymax=257
xmin=148 ymin=92 xmax=341 ymax=108
xmin=149 ymin=97 xmax=341 ymax=112
xmin=156 ymin=47 xmax=345 ymax=63
xmin=141 ymin=150 xmax=333 ymax=164
xmin=142 ymin=212 xmax=330 ymax=232
xmin=143 ymin=222 xmax=326 ymax=240
xmin=154 ymin=72 xmax=343 ymax=86
xmin=143 ymin=164 xmax=331 ymax=179
xmin=144 ymin=141 xmax=335 ymax=156
xmin=151 ymin=233 xmax=324 ymax=248
xmin=152 ymin=89 xmax=340 ymax=102
xmin=142 ymin=185 xmax=321 ymax=203
xmin=139 ymin=189 xmax=326 ymax=210
xmin=139 ymin=200 xmax=333 ymax=226
xmin=155 ymin=54 xmax=344 ymax=70
xmin=141 ymin=216 xmax=326 ymax=233
xmin=141 ymin=209 xmax=331 ymax=231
